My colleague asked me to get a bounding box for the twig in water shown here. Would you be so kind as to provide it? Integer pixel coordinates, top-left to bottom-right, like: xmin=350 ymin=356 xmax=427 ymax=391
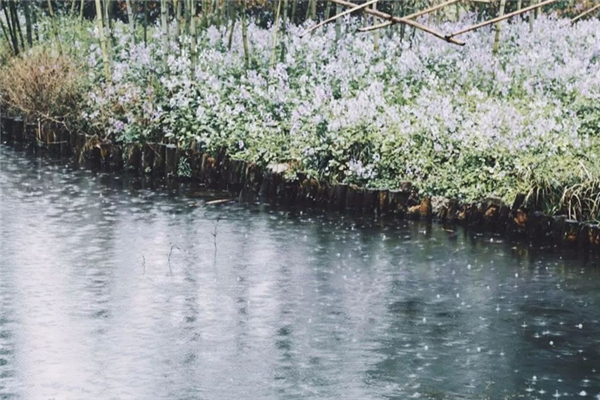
xmin=211 ymin=216 xmax=221 ymax=254
xmin=167 ymin=244 xmax=180 ymax=275
xmin=142 ymin=255 xmax=146 ymax=275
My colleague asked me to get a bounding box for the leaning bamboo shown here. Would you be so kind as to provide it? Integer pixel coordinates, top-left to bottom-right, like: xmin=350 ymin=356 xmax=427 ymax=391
xmin=9 ymin=1 xmax=24 ymax=50
xmin=94 ymin=0 xmax=111 ymax=82
xmin=359 ymin=0 xmax=460 ymax=33
xmin=328 ymin=0 xmax=465 ymax=45
xmin=1 ymin=0 xmax=19 ymax=55
xmin=447 ymin=0 xmax=558 ymax=38
xmin=301 ymin=0 xmax=380 ymax=37
xmin=571 ymin=3 xmax=600 ymax=24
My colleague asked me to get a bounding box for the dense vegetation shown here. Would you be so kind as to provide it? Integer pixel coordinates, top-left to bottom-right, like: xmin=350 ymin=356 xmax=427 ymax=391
xmin=1 ymin=1 xmax=600 ymax=221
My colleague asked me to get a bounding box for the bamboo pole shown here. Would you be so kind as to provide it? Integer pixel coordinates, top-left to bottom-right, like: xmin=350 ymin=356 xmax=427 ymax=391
xmin=493 ymin=0 xmax=507 ymax=55
xmin=571 ymin=3 xmax=600 ymax=24
xmin=2 ymin=0 xmax=18 ymax=55
xmin=301 ymin=0 xmax=380 ymax=37
xmin=125 ymin=0 xmax=136 ymax=44
xmin=269 ymin=0 xmax=282 ymax=68
xmin=529 ymin=0 xmax=537 ymax=31
xmin=161 ymin=0 xmax=169 ymax=68
xmin=143 ymin=0 xmax=148 ymax=44
xmin=240 ymin=0 xmax=249 ymax=69
xmin=10 ymin=1 xmax=24 ymax=50
xmin=371 ymin=1 xmax=379 ymax=51
xmin=94 ymin=0 xmax=111 ymax=82
xmin=79 ymin=0 xmax=85 ymax=23
xmin=359 ymin=0 xmax=460 ymax=33
xmin=0 ymin=7 xmax=15 ymax=55
xmin=328 ymin=0 xmax=465 ymax=45
xmin=291 ymin=0 xmax=297 ymax=24
xmin=447 ymin=0 xmax=558 ymax=38
xmin=190 ymin=0 xmax=197 ymax=70
xmin=23 ymin=0 xmax=33 ymax=47
xmin=227 ymin=2 xmax=235 ymax=50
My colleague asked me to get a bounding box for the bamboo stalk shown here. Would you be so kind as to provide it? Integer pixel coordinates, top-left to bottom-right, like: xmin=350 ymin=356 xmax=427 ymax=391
xmin=1 ymin=0 xmax=18 ymax=55
xmin=94 ymin=0 xmax=111 ymax=82
xmin=23 ymin=0 xmax=33 ymax=47
xmin=143 ymin=0 xmax=148 ymax=44
xmin=269 ymin=0 xmax=282 ymax=68
xmin=360 ymin=0 xmax=458 ymax=32
xmin=291 ymin=0 xmax=297 ymax=24
xmin=281 ymin=0 xmax=289 ymax=62
xmin=529 ymin=0 xmax=537 ymax=31
xmin=240 ymin=0 xmax=249 ymax=69
xmin=301 ymin=0 xmax=380 ymax=37
xmin=571 ymin=3 xmax=600 ymax=24
xmin=79 ymin=0 xmax=85 ymax=23
xmin=227 ymin=2 xmax=235 ymax=50
xmin=161 ymin=0 xmax=169 ymax=68
xmin=190 ymin=0 xmax=197 ymax=70
xmin=174 ymin=0 xmax=181 ymax=38
xmin=371 ymin=1 xmax=379 ymax=51
xmin=447 ymin=0 xmax=558 ymax=38
xmin=493 ymin=0 xmax=507 ymax=55
xmin=328 ymin=0 xmax=465 ymax=45
xmin=0 ymin=7 xmax=14 ymax=55
xmin=10 ymin=1 xmax=24 ymax=50
xmin=125 ymin=0 xmax=136 ymax=44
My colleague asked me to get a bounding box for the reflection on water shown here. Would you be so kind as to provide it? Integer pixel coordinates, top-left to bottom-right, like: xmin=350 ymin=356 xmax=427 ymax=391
xmin=1 ymin=145 xmax=599 ymax=399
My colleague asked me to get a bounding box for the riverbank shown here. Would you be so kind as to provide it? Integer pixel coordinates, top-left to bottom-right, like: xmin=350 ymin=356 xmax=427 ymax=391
xmin=2 ymin=113 xmax=599 ymax=253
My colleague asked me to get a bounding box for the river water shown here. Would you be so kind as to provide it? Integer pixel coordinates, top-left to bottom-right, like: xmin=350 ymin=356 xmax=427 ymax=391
xmin=1 ymin=145 xmax=599 ymax=400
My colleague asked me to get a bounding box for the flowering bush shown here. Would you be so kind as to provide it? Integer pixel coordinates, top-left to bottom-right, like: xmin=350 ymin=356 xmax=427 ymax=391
xmin=4 ymin=13 xmax=600 ymax=219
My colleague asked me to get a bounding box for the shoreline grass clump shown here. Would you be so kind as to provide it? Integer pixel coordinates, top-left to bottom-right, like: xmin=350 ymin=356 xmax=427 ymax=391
xmin=1 ymin=7 xmax=600 ymax=222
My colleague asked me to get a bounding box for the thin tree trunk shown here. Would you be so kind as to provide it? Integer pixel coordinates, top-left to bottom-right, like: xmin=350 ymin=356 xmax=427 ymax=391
xmin=310 ymin=0 xmax=316 ymax=20
xmin=125 ymin=0 xmax=136 ymax=44
xmin=189 ymin=0 xmax=197 ymax=70
xmin=269 ymin=0 xmax=282 ymax=69
xmin=2 ymin=0 xmax=18 ymax=55
xmin=291 ymin=0 xmax=297 ymax=24
xmin=23 ymin=1 xmax=33 ymax=47
xmin=174 ymin=0 xmax=181 ymax=39
xmin=71 ymin=0 xmax=77 ymax=16
xmin=529 ymin=0 xmax=537 ymax=31
xmin=161 ymin=0 xmax=169 ymax=68
xmin=240 ymin=0 xmax=249 ymax=69
xmin=227 ymin=7 xmax=235 ymax=50
xmin=335 ymin=3 xmax=341 ymax=42
xmin=493 ymin=0 xmax=507 ymax=55
xmin=144 ymin=0 xmax=148 ymax=44
xmin=280 ymin=0 xmax=288 ymax=62
xmin=94 ymin=0 xmax=111 ymax=82
xmin=185 ymin=0 xmax=191 ymax=34
xmin=80 ymin=0 xmax=85 ymax=23
xmin=0 ymin=4 xmax=15 ymax=55
xmin=9 ymin=1 xmax=24 ymax=50
xmin=371 ymin=1 xmax=379 ymax=51
xmin=32 ymin=1 xmax=39 ymax=41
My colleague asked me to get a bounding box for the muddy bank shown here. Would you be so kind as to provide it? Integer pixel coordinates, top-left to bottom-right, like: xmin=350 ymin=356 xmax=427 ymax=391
xmin=2 ymin=115 xmax=599 ymax=253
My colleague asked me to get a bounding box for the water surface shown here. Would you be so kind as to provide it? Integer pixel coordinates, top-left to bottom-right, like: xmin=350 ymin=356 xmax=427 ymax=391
xmin=1 ymin=145 xmax=599 ymax=399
